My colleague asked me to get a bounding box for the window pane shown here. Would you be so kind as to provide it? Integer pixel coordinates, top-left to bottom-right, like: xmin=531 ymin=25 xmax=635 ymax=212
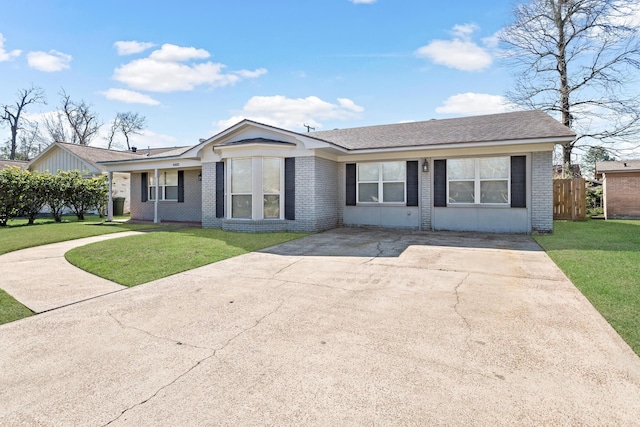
xmin=149 ymin=187 xmax=156 ymax=200
xmin=358 ymin=183 xmax=379 ymax=202
xmin=231 ymin=159 xmax=252 ymax=193
xmin=383 ymin=182 xmax=404 ymax=202
xmin=263 ymin=195 xmax=280 ymax=219
xmin=481 ymin=180 xmax=509 ymax=204
xmin=165 ymin=186 xmax=178 ymax=200
xmin=232 ymin=195 xmax=252 ymax=218
xmin=149 ymin=174 xmax=156 ymax=185
xmin=263 ymin=158 xmax=280 ymax=194
xmin=358 ymin=163 xmax=379 ymax=181
xmin=449 ymin=181 xmax=475 ymax=203
xmin=382 ymin=162 xmax=405 ymax=181
xmin=448 ymin=159 xmax=475 ymax=180
xmin=479 ymin=157 xmax=509 ymax=179
xmin=164 ymin=171 xmax=178 ymax=186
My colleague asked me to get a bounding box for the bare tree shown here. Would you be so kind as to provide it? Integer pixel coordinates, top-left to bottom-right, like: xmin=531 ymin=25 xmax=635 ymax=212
xmin=59 ymin=90 xmax=102 ymax=145
xmin=500 ymin=0 xmax=640 ymax=168
xmin=116 ymin=112 xmax=146 ymax=150
xmin=104 ymin=117 xmax=120 ymax=149
xmin=1 ymin=86 xmax=46 ymax=159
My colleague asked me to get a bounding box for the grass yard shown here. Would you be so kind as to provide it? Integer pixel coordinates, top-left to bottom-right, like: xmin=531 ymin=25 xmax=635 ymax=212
xmin=1 ymin=215 xmax=159 ymax=255
xmin=0 ymin=288 xmax=33 ymax=324
xmin=534 ymin=220 xmax=640 ymax=356
xmin=66 ymin=228 xmax=307 ymax=287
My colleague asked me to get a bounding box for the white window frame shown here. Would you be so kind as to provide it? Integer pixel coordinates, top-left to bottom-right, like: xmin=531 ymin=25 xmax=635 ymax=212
xmin=227 ymin=157 xmax=285 ymax=220
xmin=447 ymin=157 xmax=511 ymax=205
xmin=356 ymin=161 xmax=406 ymax=204
xmin=148 ymin=170 xmax=178 ymax=201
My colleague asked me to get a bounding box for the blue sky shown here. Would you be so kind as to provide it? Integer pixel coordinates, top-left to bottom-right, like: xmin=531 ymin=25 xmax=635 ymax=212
xmin=2 ymin=0 xmax=523 ymax=150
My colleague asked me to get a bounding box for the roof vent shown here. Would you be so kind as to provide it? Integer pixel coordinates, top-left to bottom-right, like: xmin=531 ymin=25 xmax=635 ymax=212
xmin=131 ymin=146 xmax=137 ymax=153
xmin=199 ymin=138 xmax=206 ymax=143
xmin=147 ymin=146 xmax=151 ymax=157
xmin=624 ymin=162 xmax=628 ymax=167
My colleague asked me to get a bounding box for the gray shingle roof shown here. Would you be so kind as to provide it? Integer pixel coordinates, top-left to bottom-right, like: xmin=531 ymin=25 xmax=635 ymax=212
xmin=596 ymin=160 xmax=640 ymax=173
xmin=57 ymin=143 xmax=144 ymax=172
xmin=308 ymin=110 xmax=575 ymax=150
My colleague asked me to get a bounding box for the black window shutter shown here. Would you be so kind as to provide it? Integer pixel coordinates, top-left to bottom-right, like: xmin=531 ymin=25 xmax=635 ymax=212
xmin=141 ymin=172 xmax=148 ymax=202
xmin=177 ymin=170 xmax=184 ymax=203
xmin=346 ymin=163 xmax=356 ymax=206
xmin=215 ymin=162 xmax=225 ymax=218
xmin=511 ymin=156 xmax=526 ymax=208
xmin=406 ymin=161 xmax=419 ymax=206
xmin=433 ymin=160 xmax=447 ymax=207
xmin=285 ymin=157 xmax=295 ymax=220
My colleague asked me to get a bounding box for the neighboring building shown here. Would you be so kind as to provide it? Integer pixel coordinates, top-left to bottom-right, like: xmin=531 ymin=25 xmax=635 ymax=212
xmin=100 ymin=110 xmax=576 ymax=233
xmin=28 ymin=142 xmax=183 ymax=214
xmin=596 ymin=160 xmax=640 ymax=219
xmin=0 ymin=159 xmax=28 ymax=169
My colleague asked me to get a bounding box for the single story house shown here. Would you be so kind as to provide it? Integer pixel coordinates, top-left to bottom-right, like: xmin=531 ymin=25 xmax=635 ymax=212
xmin=28 ymin=142 xmax=181 ymax=214
xmin=100 ymin=110 xmax=576 ymax=233
xmin=595 ymin=160 xmax=640 ymax=219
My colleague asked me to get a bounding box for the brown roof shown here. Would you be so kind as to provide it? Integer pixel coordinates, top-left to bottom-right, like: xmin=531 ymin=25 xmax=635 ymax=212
xmin=0 ymin=159 xmax=28 ymax=169
xmin=596 ymin=160 xmax=640 ymax=173
xmin=308 ymin=110 xmax=575 ymax=150
xmin=54 ymin=143 xmax=190 ymax=169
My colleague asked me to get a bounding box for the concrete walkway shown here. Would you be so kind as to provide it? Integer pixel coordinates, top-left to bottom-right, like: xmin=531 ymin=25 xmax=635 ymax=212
xmin=0 ymin=232 xmax=142 ymax=313
xmin=1 ymin=228 xmax=640 ymax=425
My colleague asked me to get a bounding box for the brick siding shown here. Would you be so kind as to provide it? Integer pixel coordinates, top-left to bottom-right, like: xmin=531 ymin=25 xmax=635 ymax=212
xmin=130 ymin=170 xmax=202 ymax=222
xmin=420 ymin=159 xmax=432 ymax=230
xmin=604 ymin=173 xmax=640 ymax=219
xmin=531 ymin=151 xmax=553 ymax=232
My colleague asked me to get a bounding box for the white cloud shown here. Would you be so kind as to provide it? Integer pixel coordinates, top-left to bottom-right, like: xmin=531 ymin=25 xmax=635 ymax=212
xmin=113 ymin=43 xmax=266 ymax=92
xmin=148 ymin=43 xmax=210 ymax=62
xmin=100 ymin=88 xmax=160 ymax=105
xmin=349 ymin=0 xmax=376 ymax=3
xmin=113 ymin=40 xmax=156 ymax=55
xmin=214 ymin=95 xmax=364 ymax=132
xmin=0 ymin=33 xmax=21 ymax=61
xmin=414 ymin=23 xmax=493 ymax=71
xmin=27 ymin=50 xmax=72 ymax=72
xmin=435 ymin=93 xmax=516 ymax=115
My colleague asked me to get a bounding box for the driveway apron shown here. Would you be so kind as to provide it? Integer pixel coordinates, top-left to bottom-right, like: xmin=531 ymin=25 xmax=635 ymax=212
xmin=1 ymin=228 xmax=639 ymax=426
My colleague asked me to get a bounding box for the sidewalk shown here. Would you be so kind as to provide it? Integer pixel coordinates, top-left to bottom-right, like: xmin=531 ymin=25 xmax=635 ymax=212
xmin=0 ymin=232 xmax=142 ymax=313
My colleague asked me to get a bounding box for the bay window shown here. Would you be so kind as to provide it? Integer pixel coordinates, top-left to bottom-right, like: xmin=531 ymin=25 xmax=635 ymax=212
xmin=357 ymin=161 xmax=405 ymax=203
xmin=447 ymin=157 xmax=510 ymax=204
xmin=229 ymin=157 xmax=283 ymax=219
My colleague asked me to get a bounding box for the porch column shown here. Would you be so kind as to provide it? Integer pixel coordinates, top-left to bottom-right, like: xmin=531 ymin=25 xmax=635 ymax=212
xmin=107 ymin=171 xmax=113 ymax=222
xmin=154 ymin=168 xmax=159 ymax=224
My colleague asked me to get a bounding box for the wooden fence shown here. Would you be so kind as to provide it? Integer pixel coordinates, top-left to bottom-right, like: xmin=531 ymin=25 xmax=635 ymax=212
xmin=553 ymin=178 xmax=586 ymax=220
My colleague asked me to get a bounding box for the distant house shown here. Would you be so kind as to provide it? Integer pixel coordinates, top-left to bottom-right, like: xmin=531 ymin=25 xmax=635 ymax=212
xmin=0 ymin=159 xmax=28 ymax=169
xmin=99 ymin=110 xmax=576 ymax=233
xmin=596 ymin=160 xmax=640 ymax=219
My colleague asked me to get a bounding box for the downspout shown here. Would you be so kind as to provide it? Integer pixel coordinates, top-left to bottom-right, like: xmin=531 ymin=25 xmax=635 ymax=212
xmin=154 ymin=168 xmax=159 ymax=224
xmin=107 ymin=172 xmax=113 ymax=222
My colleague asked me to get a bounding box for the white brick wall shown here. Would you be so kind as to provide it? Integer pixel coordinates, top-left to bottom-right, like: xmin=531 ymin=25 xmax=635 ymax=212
xmin=420 ymin=159 xmax=432 ymax=230
xmin=201 ymin=162 xmax=219 ymax=228
xmin=531 ymin=151 xmax=553 ymax=232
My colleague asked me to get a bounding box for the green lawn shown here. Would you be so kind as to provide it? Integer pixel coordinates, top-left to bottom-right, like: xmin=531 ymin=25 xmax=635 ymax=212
xmin=1 ymin=215 xmax=158 ymax=255
xmin=0 ymin=288 xmax=33 ymax=324
xmin=65 ymin=228 xmax=306 ymax=287
xmin=534 ymin=220 xmax=640 ymax=355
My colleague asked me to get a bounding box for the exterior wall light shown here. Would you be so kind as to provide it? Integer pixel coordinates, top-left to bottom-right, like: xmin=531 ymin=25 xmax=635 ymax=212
xmin=422 ymin=159 xmax=429 ymax=173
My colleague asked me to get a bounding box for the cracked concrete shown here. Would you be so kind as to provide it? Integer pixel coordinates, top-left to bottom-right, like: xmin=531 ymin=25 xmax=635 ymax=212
xmin=1 ymin=228 xmax=640 ymax=426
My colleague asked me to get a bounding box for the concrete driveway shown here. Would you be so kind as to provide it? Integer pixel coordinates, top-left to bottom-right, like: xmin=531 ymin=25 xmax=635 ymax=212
xmin=1 ymin=228 xmax=639 ymax=426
